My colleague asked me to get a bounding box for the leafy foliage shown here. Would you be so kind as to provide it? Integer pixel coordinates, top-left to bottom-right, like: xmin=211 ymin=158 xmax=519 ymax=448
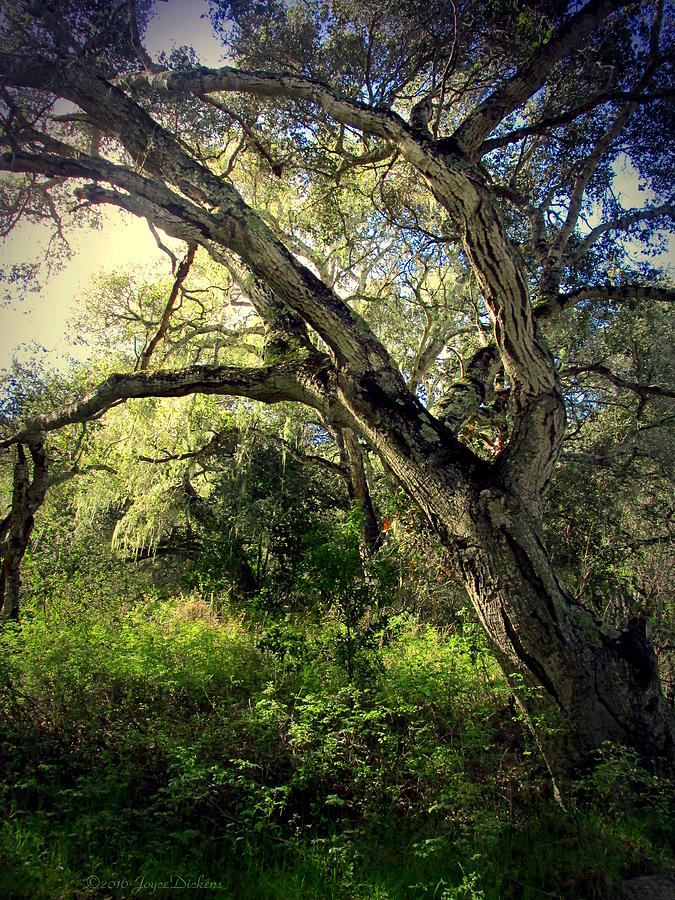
xmin=1 ymin=589 xmax=672 ymax=899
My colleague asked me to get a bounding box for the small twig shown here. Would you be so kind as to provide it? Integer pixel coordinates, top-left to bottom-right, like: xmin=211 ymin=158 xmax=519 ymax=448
xmin=128 ymin=0 xmax=162 ymax=74
xmin=146 ymin=220 xmax=178 ymax=271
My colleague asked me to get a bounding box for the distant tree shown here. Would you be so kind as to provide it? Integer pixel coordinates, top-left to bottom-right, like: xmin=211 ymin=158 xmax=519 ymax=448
xmin=0 ymin=0 xmax=673 ymax=771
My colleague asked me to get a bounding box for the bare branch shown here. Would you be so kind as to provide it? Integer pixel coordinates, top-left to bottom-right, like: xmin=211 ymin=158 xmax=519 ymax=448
xmin=566 ymin=202 xmax=674 ymax=264
xmin=535 ymin=283 xmax=675 ymax=323
xmin=137 ymin=429 xmax=235 ymax=464
xmin=47 ymin=463 xmax=117 ymax=489
xmin=198 ymin=94 xmax=283 ymax=177
xmin=252 ymin=428 xmax=347 ymax=478
xmin=0 ymin=148 xmax=215 ymax=238
xmin=137 ymin=423 xmax=346 ymax=478
xmin=480 ymin=89 xmax=674 ymax=154
xmin=139 ymin=242 xmax=197 ymax=370
xmin=332 ymin=142 xmax=397 ymax=175
xmin=562 ymin=363 xmax=675 ymax=400
xmin=452 ymin=0 xmax=636 ymax=154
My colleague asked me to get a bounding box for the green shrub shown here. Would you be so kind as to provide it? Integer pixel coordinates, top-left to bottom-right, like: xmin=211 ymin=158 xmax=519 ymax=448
xmin=1 ymin=594 xmax=672 ymax=899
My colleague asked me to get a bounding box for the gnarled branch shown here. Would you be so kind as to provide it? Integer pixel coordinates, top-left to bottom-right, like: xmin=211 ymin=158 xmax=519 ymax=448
xmin=0 ymin=357 xmax=335 ymax=450
xmin=453 ymin=0 xmax=635 ymax=154
xmin=535 ymin=284 xmax=675 ymax=323
xmin=562 ymin=363 xmax=675 ymax=400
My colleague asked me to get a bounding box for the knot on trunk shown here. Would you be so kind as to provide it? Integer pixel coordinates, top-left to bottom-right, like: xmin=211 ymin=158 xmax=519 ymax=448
xmin=614 ymin=617 xmax=660 ymax=691
xmin=478 ymin=486 xmax=508 ymax=525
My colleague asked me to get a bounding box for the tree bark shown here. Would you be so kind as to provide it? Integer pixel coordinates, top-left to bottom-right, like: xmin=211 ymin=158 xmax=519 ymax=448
xmin=455 ymin=493 xmax=673 ymax=773
xmin=329 ymin=369 xmax=674 ymax=774
xmin=342 ymin=429 xmax=381 ymax=552
xmin=1 ymin=439 xmax=49 ymax=622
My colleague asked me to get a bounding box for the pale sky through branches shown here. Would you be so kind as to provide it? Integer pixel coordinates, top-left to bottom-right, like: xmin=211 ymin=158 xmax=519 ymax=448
xmin=0 ymin=0 xmax=222 ymax=371
xmin=0 ymin=1 xmax=672 ymax=373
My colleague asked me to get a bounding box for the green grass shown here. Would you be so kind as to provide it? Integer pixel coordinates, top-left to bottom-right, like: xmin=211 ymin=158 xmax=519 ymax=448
xmin=1 ymin=594 xmax=672 ymax=898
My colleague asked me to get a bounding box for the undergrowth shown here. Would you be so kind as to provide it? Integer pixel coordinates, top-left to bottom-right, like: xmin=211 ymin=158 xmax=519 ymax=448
xmin=0 ymin=593 xmax=672 ymax=898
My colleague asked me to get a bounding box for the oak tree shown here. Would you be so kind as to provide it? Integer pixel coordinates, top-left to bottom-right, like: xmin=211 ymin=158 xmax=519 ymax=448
xmin=0 ymin=0 xmax=673 ymax=771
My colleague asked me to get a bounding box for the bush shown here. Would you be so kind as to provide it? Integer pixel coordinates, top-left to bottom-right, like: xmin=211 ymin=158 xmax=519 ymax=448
xmin=1 ymin=594 xmax=672 ymax=899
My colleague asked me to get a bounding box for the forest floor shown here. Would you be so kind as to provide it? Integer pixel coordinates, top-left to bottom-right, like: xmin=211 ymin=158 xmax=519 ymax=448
xmin=1 ymin=591 xmax=673 ymax=899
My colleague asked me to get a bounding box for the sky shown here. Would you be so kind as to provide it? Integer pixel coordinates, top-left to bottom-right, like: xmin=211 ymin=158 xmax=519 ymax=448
xmin=0 ymin=0 xmax=223 ymax=371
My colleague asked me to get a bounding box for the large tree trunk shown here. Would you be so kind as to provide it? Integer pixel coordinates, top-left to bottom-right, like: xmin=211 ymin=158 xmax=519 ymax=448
xmin=1 ymin=28 xmax=671 ymax=775
xmin=335 ymin=370 xmax=675 ymax=774
xmin=456 ymin=493 xmax=673 ymax=773
xmin=374 ymin=425 xmax=674 ymax=772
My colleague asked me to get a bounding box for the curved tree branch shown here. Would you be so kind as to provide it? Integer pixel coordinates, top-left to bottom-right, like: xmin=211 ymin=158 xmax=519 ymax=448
xmin=565 ymin=202 xmax=674 ymax=265
xmin=127 ymin=0 xmax=162 ymax=74
xmin=116 ymin=64 xmax=410 ymax=144
xmin=0 ymin=357 xmax=335 ymax=449
xmin=535 ymin=283 xmax=675 ymax=323
xmin=0 ymin=56 xmax=400 ymax=376
xmin=562 ymin=363 xmax=675 ymax=400
xmin=452 ymin=0 xmax=638 ymax=154
xmin=480 ymin=88 xmax=674 ymax=155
